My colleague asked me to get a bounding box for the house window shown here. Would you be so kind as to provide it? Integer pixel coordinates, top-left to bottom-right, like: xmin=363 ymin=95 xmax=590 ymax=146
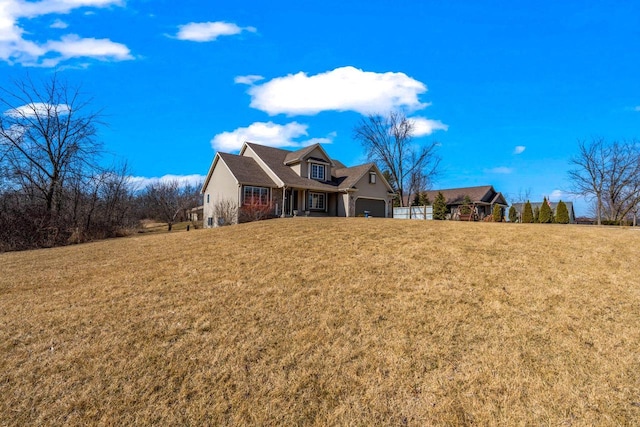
xmin=310 ymin=163 xmax=325 ymax=180
xmin=207 ymin=194 xmax=210 ymax=203
xmin=308 ymin=192 xmax=326 ymax=210
xmin=369 ymin=172 xmax=376 ymax=184
xmin=207 ymin=217 xmax=213 ymax=226
xmin=243 ymin=186 xmax=270 ymax=205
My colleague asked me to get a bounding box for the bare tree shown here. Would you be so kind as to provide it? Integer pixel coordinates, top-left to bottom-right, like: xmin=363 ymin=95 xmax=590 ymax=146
xmin=0 ymin=75 xmax=143 ymax=251
xmin=569 ymin=138 xmax=640 ymax=225
xmin=0 ymin=74 xmax=103 ymax=216
xmin=602 ymin=140 xmax=640 ymax=223
xmin=142 ymin=180 xmax=201 ymax=230
xmin=354 ymin=111 xmax=440 ymax=206
xmin=510 ymin=187 xmax=532 ymax=205
xmin=569 ymin=139 xmax=608 ymax=225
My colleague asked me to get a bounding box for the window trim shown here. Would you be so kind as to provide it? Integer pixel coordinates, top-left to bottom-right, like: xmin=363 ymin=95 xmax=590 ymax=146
xmin=308 ymin=192 xmax=326 ymax=210
xmin=310 ymin=163 xmax=326 ymax=181
xmin=243 ymin=185 xmax=270 ymax=206
xmin=369 ymin=172 xmax=376 ymax=184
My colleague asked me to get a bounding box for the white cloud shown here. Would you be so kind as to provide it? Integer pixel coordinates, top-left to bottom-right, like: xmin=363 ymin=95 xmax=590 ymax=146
xmin=175 ymin=21 xmax=256 ymax=42
xmin=0 ymin=0 xmax=130 ymax=67
xmin=247 ymin=66 xmax=429 ymax=116
xmin=128 ymin=174 xmax=206 ymax=191
xmin=45 ymin=34 xmax=132 ymax=64
xmin=13 ymin=0 xmax=123 ymax=18
xmin=0 ymin=123 xmax=27 ymax=141
xmin=211 ymin=121 xmax=335 ymax=152
xmin=234 ymin=74 xmax=264 ymax=85
xmin=50 ymin=19 xmax=68 ymax=29
xmin=548 ymin=190 xmax=574 ymax=202
xmin=514 ymin=145 xmax=526 ymax=154
xmin=485 ymin=166 xmax=513 ymax=174
xmin=4 ymin=102 xmax=70 ymax=118
xmin=410 ymin=116 xmax=448 ymax=136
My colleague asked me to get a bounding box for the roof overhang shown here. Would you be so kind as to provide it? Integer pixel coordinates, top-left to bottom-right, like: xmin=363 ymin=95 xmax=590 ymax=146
xmin=201 ymin=152 xmax=222 ymax=193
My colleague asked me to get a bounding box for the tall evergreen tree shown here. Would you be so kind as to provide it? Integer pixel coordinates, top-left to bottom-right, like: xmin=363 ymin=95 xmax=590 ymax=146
xmin=539 ymin=197 xmax=552 ymax=223
xmin=492 ymin=204 xmax=502 ymax=222
xmin=433 ymin=191 xmax=447 ymax=220
xmin=533 ymin=206 xmax=540 ymax=223
xmin=555 ymin=200 xmax=570 ymax=224
xmin=508 ymin=205 xmax=517 ymax=222
xmin=522 ymin=201 xmax=534 ymax=223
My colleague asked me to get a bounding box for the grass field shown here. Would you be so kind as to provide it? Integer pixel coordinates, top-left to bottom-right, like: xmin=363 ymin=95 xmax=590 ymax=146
xmin=1 ymin=218 xmax=639 ymax=425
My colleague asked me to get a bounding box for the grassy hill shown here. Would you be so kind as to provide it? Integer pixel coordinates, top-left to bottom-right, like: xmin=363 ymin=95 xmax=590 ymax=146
xmin=1 ymin=218 xmax=639 ymax=425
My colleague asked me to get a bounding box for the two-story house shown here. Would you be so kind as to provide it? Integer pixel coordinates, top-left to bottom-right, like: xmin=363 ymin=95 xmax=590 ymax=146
xmin=201 ymin=142 xmax=395 ymax=227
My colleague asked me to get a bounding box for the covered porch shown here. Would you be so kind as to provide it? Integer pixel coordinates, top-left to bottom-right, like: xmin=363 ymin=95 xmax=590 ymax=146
xmin=279 ymin=187 xmax=342 ymax=217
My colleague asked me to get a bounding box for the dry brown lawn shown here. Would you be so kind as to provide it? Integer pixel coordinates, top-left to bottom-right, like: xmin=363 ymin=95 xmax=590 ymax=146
xmin=1 ymin=218 xmax=639 ymax=426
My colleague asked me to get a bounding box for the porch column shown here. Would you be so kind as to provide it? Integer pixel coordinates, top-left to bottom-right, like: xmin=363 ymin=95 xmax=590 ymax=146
xmin=281 ymin=187 xmax=287 ymax=217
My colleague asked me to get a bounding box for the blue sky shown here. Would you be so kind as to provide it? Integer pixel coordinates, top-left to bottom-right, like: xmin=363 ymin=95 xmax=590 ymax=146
xmin=2 ymin=0 xmax=639 ymax=214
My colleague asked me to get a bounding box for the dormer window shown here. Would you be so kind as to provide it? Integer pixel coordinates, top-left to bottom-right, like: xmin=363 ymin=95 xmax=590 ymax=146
xmin=310 ymin=163 xmax=326 ymax=180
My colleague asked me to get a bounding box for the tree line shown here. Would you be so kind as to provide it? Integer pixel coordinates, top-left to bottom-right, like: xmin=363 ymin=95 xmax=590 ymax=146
xmin=569 ymin=138 xmax=640 ymax=226
xmin=507 ymin=199 xmax=571 ymax=224
xmin=355 ymin=112 xmax=639 ymax=226
xmin=0 ymin=75 xmax=201 ymax=252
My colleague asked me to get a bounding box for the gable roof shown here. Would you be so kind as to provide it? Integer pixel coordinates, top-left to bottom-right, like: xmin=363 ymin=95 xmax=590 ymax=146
xmin=203 ymin=141 xmax=395 ymax=194
xmin=422 ymin=185 xmax=508 ymax=206
xmin=333 ymin=163 xmax=375 ymax=190
xmin=242 ymin=142 xmax=339 ymax=191
xmin=218 ymin=153 xmax=277 ymax=187
xmin=333 ymin=163 xmax=395 ymax=193
xmin=283 ymin=143 xmax=335 ymax=166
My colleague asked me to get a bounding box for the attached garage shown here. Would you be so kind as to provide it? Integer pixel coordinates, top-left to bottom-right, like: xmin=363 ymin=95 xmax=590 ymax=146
xmin=355 ymin=198 xmax=386 ymax=217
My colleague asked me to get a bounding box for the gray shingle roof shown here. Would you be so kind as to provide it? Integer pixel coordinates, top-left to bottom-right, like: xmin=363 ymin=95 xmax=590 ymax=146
xmin=284 ymin=144 xmax=317 ymax=164
xmin=218 ymin=152 xmax=277 ymax=187
xmin=333 ymin=163 xmax=375 ymax=190
xmin=245 ymin=143 xmax=340 ymax=191
xmin=422 ymin=185 xmax=507 ymax=206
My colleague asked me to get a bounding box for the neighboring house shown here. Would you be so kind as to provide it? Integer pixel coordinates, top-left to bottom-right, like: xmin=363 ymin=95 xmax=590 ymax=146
xmin=188 ymin=205 xmax=203 ymax=222
xmin=421 ymin=185 xmax=509 ymax=220
xmin=511 ymin=201 xmax=577 ymax=223
xmin=201 ymin=142 xmax=395 ymax=227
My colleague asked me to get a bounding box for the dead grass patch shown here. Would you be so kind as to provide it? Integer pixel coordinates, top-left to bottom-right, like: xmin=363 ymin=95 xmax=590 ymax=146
xmin=1 ymin=218 xmax=639 ymax=425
